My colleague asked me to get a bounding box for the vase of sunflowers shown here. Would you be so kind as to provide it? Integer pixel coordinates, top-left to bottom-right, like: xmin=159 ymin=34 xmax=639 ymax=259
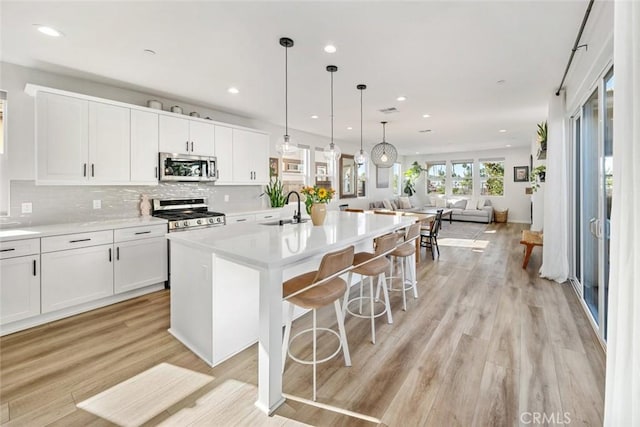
xmin=300 ymin=185 xmax=336 ymax=226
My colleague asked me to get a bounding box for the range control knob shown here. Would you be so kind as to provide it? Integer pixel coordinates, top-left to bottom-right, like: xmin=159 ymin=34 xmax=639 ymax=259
xmin=173 ymin=222 xmax=180 ymax=228
xmin=196 ymin=219 xmax=202 ymax=225
xmin=183 ymin=221 xmax=189 ymax=227
xmin=208 ymin=218 xmax=215 ymax=224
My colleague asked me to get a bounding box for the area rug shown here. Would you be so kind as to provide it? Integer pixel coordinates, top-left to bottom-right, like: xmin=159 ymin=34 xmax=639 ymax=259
xmin=77 ymin=363 xmax=213 ymax=426
xmin=437 ymin=221 xmax=490 ymax=249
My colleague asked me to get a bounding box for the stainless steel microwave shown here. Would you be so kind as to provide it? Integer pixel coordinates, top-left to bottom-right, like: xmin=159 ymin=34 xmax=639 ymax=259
xmin=159 ymin=153 xmax=218 ymax=182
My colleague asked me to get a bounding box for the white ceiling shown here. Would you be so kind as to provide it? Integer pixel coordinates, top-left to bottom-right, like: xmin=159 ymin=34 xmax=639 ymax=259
xmin=1 ymin=1 xmax=586 ymax=155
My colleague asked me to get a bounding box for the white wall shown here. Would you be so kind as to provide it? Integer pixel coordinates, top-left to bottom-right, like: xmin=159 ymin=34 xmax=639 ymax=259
xmin=403 ymin=147 xmax=532 ymax=223
xmin=0 ymin=61 xmax=397 ymax=222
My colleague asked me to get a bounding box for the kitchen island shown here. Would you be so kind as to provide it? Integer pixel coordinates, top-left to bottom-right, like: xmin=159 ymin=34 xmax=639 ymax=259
xmin=166 ymin=210 xmax=414 ymax=415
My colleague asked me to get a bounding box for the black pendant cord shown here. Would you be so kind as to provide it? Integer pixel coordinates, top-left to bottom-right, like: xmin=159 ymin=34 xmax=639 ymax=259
xmin=285 ymin=44 xmax=288 ymax=137
xmin=330 ymin=70 xmax=334 ymax=148
xmin=360 ymin=87 xmax=363 ymax=152
xmin=555 ymin=0 xmax=594 ymax=96
xmin=382 ymin=121 xmax=387 ymax=154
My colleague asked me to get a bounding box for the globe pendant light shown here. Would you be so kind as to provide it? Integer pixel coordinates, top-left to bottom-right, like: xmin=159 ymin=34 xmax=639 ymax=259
xmin=275 ymin=37 xmax=298 ymax=155
xmin=323 ymin=65 xmax=341 ymax=162
xmin=371 ymin=121 xmax=398 ymax=168
xmin=354 ymin=84 xmax=369 ymax=166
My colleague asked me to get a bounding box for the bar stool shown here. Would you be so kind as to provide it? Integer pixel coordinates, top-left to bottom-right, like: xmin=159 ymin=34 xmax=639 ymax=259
xmin=343 ymin=233 xmax=398 ymax=344
xmin=282 ymin=245 xmax=355 ymax=401
xmin=387 ymin=222 xmax=421 ymax=311
xmin=420 ymin=209 xmax=443 ymax=260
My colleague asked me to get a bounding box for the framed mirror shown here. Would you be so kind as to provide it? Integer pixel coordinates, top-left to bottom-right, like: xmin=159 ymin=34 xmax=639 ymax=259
xmin=339 ymin=154 xmax=357 ymax=199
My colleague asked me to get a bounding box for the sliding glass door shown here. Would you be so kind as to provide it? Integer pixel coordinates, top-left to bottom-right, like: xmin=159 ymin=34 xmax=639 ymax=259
xmin=573 ymin=67 xmax=613 ymax=341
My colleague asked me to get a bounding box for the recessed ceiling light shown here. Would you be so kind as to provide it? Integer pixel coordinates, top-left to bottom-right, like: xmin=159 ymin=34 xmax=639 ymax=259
xmin=324 ymin=44 xmax=337 ymax=53
xmin=499 ymin=129 xmax=507 ymax=133
xmin=34 ymin=25 xmax=62 ymax=37
xmin=143 ymin=49 xmax=156 ymax=55
xmin=396 ymin=96 xmax=407 ymax=102
xmin=227 ymin=87 xmax=239 ymax=94
xmin=311 ymin=115 xmax=318 ymax=119
xmin=415 ymin=151 xmax=420 ymax=154
xmin=506 ymin=144 xmax=512 ymax=147
xmin=347 ymin=126 xmax=353 ymax=130
xmin=422 ymin=114 xmax=431 ymax=118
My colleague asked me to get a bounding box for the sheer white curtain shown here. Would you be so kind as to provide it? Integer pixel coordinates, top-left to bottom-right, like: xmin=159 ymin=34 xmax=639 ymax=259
xmin=604 ymin=1 xmax=640 ymax=425
xmin=540 ymin=94 xmax=569 ymax=282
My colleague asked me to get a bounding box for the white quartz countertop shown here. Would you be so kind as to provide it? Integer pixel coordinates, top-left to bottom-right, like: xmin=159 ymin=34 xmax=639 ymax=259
xmin=0 ymin=217 xmax=168 ymax=242
xmin=166 ymin=211 xmax=414 ymax=269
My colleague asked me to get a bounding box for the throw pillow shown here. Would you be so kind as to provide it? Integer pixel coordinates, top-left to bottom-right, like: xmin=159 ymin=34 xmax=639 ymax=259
xmin=382 ymin=199 xmax=393 ymax=210
xmin=398 ymin=196 xmax=412 ymax=209
xmin=390 ymin=201 xmax=398 ymax=210
xmin=477 ymin=198 xmax=486 ymax=209
xmin=466 ymin=198 xmax=478 ymax=211
xmin=452 ymin=199 xmax=467 ymax=209
xmin=435 ymin=198 xmax=447 ymax=208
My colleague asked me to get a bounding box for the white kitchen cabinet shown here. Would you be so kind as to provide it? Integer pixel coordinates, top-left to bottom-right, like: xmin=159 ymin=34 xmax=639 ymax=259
xmin=232 ymin=129 xmax=269 ymax=184
xmin=89 ymin=102 xmax=130 ymax=182
xmin=114 ymin=224 xmax=168 ymax=294
xmin=226 ymin=213 xmax=256 ymax=224
xmin=214 ymin=125 xmax=233 ymax=183
xmin=41 ymin=244 xmax=114 ymax=313
xmin=130 ymin=109 xmax=159 ymax=183
xmin=36 ymin=92 xmax=89 ymax=183
xmin=0 ymin=238 xmax=41 ymax=325
xmin=159 ymin=115 xmax=214 ymax=156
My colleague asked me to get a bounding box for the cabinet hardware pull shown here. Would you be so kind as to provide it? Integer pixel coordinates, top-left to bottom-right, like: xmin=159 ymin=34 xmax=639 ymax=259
xmin=116 ymin=247 xmax=120 ymax=260
xmin=186 ymin=141 xmax=189 ymax=151
xmin=109 ymin=248 xmax=112 ymax=262
xmin=134 ymin=231 xmax=151 ymax=235
xmin=91 ymin=164 xmax=95 ymax=177
xmin=69 ymin=238 xmax=91 ymax=243
xmin=33 ymin=259 xmax=37 ymax=276
xmin=0 ymin=248 xmax=16 ymax=252
xmin=264 ymin=215 xmax=273 ymax=219
xmin=191 ymin=141 xmax=194 ymax=152
xmin=155 ymin=166 xmax=158 ymax=178
xmin=236 ymin=219 xmax=247 ymax=222
xmin=83 ymin=163 xmax=87 ymax=177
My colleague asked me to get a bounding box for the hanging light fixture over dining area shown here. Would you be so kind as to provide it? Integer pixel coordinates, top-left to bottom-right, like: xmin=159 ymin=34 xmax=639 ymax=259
xmin=275 ymin=37 xmax=298 ymax=155
xmin=354 ymin=84 xmax=369 ymax=166
xmin=323 ymin=65 xmax=341 ymax=162
xmin=371 ymin=121 xmax=398 ymax=168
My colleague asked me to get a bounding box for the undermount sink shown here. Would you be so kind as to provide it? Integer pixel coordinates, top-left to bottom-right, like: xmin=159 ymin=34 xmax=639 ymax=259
xmin=260 ymin=218 xmax=309 ymax=226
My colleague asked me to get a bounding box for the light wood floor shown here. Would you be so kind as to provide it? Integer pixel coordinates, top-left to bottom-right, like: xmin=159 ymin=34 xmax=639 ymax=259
xmin=0 ymin=223 xmax=605 ymax=426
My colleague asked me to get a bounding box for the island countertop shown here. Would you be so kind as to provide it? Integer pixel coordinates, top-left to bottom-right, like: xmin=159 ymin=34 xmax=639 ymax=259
xmin=166 ymin=211 xmax=415 ymax=269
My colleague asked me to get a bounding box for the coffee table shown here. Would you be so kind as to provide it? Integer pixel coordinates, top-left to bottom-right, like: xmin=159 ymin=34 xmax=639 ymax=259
xmin=418 ymin=208 xmax=453 ymax=227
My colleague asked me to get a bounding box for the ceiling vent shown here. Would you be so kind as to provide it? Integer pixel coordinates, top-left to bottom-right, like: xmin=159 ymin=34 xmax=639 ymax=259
xmin=378 ymin=107 xmax=399 ymax=114
xmin=419 ymin=129 xmax=432 ymax=133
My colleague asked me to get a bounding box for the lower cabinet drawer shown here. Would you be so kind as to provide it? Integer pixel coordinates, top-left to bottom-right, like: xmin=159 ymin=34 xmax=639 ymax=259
xmin=0 ymin=238 xmax=40 ymax=260
xmin=41 ymin=244 xmax=114 ymax=313
xmin=41 ymin=230 xmax=113 ymax=253
xmin=226 ymin=214 xmax=255 ymax=224
xmin=114 ymin=224 xmax=168 ymax=243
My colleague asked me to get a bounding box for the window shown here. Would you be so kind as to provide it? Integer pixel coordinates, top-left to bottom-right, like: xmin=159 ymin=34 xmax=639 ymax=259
xmin=392 ymin=163 xmax=402 ymax=195
xmin=451 ymin=161 xmax=473 ymax=195
xmin=479 ymin=159 xmax=504 ymax=196
xmin=426 ymin=162 xmax=446 ymax=194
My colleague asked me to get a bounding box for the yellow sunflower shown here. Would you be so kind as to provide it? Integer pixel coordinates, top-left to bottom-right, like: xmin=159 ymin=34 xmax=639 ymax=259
xmin=317 ymin=187 xmax=328 ymax=200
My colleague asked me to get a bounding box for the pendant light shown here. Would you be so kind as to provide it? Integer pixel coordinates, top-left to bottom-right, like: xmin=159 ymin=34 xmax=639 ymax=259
xmin=323 ymin=65 xmax=341 ymax=162
xmin=354 ymin=84 xmax=369 ymax=166
xmin=371 ymin=121 xmax=398 ymax=168
xmin=275 ymin=37 xmax=298 ymax=155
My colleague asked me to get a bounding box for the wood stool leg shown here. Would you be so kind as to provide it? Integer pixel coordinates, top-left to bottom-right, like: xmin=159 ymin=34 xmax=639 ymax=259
xmin=522 ymin=244 xmax=534 ymax=269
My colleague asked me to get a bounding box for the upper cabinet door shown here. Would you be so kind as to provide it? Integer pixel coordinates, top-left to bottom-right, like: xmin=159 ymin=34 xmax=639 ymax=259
xmin=131 ymin=110 xmax=159 ymax=183
xmin=251 ymin=132 xmax=269 ymax=184
xmin=89 ymin=102 xmax=130 ymax=182
xmin=159 ymin=115 xmax=190 ymax=154
xmin=189 ymin=121 xmax=215 ymax=156
xmin=36 ymin=92 xmax=89 ymax=183
xmin=214 ymin=125 xmax=233 ymax=183
xmin=232 ymin=129 xmax=269 ymax=184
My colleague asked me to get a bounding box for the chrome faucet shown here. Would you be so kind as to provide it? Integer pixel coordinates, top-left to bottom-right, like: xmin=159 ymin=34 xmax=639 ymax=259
xmin=286 ymin=191 xmax=302 ymax=223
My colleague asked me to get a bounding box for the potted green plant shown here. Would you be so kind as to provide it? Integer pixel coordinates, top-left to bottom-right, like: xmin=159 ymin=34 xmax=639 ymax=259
xmin=264 ymin=177 xmax=287 ymax=208
xmin=537 ymin=121 xmax=548 ymax=152
xmin=530 ymin=165 xmax=546 ymax=192
xmin=403 ymin=161 xmax=424 ymax=196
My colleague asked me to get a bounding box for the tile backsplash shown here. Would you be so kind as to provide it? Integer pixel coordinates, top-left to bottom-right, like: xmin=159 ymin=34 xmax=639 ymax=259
xmin=1 ymin=180 xmax=270 ymax=227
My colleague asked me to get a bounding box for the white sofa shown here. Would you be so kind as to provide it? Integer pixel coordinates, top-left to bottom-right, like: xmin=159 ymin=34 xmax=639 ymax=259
xmin=369 ymin=196 xmax=494 ymax=223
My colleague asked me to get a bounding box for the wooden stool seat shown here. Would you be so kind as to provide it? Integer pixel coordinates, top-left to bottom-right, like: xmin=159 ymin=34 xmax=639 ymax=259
xmin=284 ymin=272 xmax=347 ymax=309
xmin=387 ymin=223 xmax=421 ymax=311
xmin=520 ymin=230 xmax=543 ymax=269
xmin=351 ymin=252 xmax=390 ymax=276
xmin=391 ymin=241 xmax=415 ymax=258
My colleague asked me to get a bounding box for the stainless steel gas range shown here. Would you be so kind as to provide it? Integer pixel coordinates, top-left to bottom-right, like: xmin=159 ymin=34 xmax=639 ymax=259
xmin=152 ymin=198 xmax=226 ymax=232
